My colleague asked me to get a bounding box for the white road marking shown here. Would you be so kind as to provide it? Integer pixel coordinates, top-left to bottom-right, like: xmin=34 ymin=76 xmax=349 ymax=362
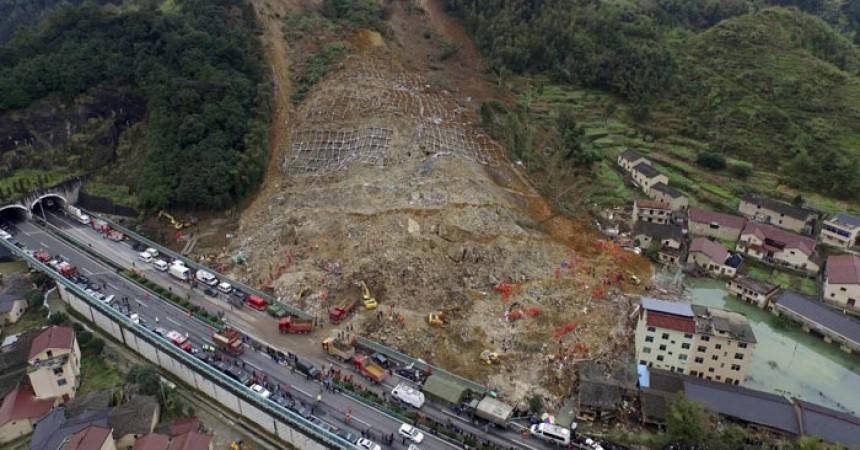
xmin=166 ymin=317 xmax=182 ymax=327
xmin=107 ymin=284 xmax=120 ymax=291
xmin=39 ymin=242 xmax=50 ymax=249
xmin=81 ymin=268 xmax=93 ymax=275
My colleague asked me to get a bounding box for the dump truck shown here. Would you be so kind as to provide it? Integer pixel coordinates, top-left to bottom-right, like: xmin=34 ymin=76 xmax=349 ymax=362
xmin=49 ymin=260 xmax=77 ymax=278
xmin=353 ymin=354 xmax=386 ymax=384
xmin=329 ymin=298 xmax=357 ymax=324
xmin=213 ymin=327 xmax=244 ymax=355
xmin=278 ymin=316 xmax=313 ymax=334
xmin=471 ymin=396 xmax=514 ymax=427
xmin=35 ymin=251 xmax=51 ymax=263
xmin=322 ymin=337 xmax=355 ymax=361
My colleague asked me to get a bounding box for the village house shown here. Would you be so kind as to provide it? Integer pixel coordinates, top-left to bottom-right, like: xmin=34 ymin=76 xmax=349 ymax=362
xmin=617 ymin=150 xmax=649 ymax=173
xmin=820 ymin=212 xmax=860 ymax=250
xmin=632 ymin=199 xmax=672 ymax=226
xmin=727 ymin=276 xmax=780 ymax=309
xmin=739 ymin=193 xmax=817 ymax=235
xmin=737 ymin=222 xmax=819 ymax=274
xmin=635 ymin=298 xmax=756 ymax=385
xmin=632 ymin=222 xmax=684 ymax=265
xmin=109 ymin=395 xmax=160 ymax=449
xmin=65 ymin=424 xmax=116 ymax=450
xmin=0 ymin=294 xmax=28 ymax=328
xmin=0 ymin=331 xmax=37 ymax=399
xmin=770 ymin=290 xmax=860 ymax=354
xmin=28 ymin=326 xmax=81 ymax=402
xmin=688 ymin=238 xmax=742 ymax=277
xmin=647 ymin=182 xmax=689 ymax=211
xmin=687 ymin=208 xmax=746 ymax=242
xmin=0 ymin=386 xmax=54 ymax=444
xmin=631 ymin=162 xmax=669 ymax=196
xmin=823 ymin=254 xmax=860 ymax=312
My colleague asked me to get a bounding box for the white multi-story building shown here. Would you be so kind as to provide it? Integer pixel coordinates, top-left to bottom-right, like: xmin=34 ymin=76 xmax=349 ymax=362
xmin=635 ymin=298 xmax=756 ymax=386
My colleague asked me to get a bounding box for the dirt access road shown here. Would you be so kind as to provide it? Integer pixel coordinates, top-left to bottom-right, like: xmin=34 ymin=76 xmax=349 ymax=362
xmin=228 ymin=0 xmax=650 ymax=409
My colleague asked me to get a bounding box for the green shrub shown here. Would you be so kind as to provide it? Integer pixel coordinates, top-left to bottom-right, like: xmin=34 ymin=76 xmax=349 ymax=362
xmin=730 ymin=160 xmax=753 ymax=178
xmin=696 ymin=152 xmax=727 ymax=170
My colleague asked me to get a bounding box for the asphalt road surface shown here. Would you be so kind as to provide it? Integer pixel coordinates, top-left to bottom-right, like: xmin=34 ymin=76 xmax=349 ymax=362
xmin=10 ymin=213 xmax=558 ymax=450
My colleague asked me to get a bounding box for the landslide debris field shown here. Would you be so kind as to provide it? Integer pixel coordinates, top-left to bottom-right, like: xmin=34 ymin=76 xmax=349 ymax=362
xmin=230 ymin=0 xmax=648 ymax=406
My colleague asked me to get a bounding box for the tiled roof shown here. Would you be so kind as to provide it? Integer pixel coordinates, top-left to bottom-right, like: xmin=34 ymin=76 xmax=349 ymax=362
xmin=796 ymin=399 xmax=860 ymax=447
xmin=689 ymin=238 xmax=728 ymax=263
xmin=65 ymin=390 xmax=114 ymax=419
xmin=646 ymin=311 xmax=696 ymax=333
xmin=168 ymin=430 xmax=212 ymax=450
xmin=651 ymin=182 xmax=684 ymax=199
xmin=0 ymin=294 xmax=23 ymax=313
xmin=635 ymin=199 xmax=671 ymax=210
xmin=730 ymin=276 xmax=780 ymax=295
xmin=688 ymin=208 xmax=746 ymax=230
xmin=826 ymin=254 xmax=860 ymax=285
xmin=633 ymin=162 xmax=663 ymax=179
xmin=641 ymin=298 xmax=694 ymax=317
xmin=108 ymin=396 xmax=159 ymax=438
xmin=741 ymin=222 xmax=817 ymax=256
xmin=684 ymin=378 xmax=799 ymax=434
xmin=133 ymin=434 xmax=170 ymax=450
xmin=633 ymin=222 xmax=684 ymax=242
xmin=169 ymin=417 xmax=199 ymax=437
xmin=618 ymin=149 xmax=645 ymax=163
xmin=774 ymin=290 xmax=860 ymax=345
xmin=30 ymin=408 xmax=113 ymax=450
xmin=827 ymin=212 xmax=860 ymax=231
xmin=65 ymin=425 xmax=113 ymax=450
xmin=741 ymin=193 xmax=814 ymax=221
xmin=28 ymin=326 xmax=75 ymax=360
xmin=0 ymin=385 xmax=54 ymax=427
xmin=578 ymin=380 xmax=620 ymax=409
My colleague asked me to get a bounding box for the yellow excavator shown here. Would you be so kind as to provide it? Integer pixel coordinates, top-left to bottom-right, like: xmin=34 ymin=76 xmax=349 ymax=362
xmin=360 ymin=281 xmax=378 ymax=310
xmin=427 ymin=306 xmax=459 ymax=326
xmin=480 ymin=349 xmax=499 ymax=365
xmin=230 ymin=439 xmax=251 ymax=450
xmin=157 ymin=210 xmax=185 ymax=230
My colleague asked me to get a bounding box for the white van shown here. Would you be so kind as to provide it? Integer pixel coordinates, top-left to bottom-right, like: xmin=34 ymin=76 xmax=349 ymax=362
xmin=529 ymin=423 xmax=570 ymax=445
xmin=153 ymin=260 xmax=169 ymax=272
xmin=217 ymin=281 xmax=233 ymax=294
xmin=77 ymin=214 xmax=90 ymax=225
xmin=195 ymin=270 xmax=218 ymax=286
xmin=146 ymin=247 xmax=159 ymax=257
xmin=169 ymin=265 xmax=191 ymax=281
xmin=138 ymin=251 xmax=153 ymax=263
xmin=391 ymin=383 xmax=425 ymax=409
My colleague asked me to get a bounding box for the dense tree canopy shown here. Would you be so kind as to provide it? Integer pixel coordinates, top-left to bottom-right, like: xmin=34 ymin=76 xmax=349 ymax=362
xmin=0 ymin=0 xmax=270 ymax=209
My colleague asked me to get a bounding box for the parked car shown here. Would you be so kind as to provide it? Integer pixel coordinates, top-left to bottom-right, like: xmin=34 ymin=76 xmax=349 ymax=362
xmin=232 ymin=288 xmax=249 ymax=302
xmin=290 ymin=401 xmax=313 ymax=419
xmin=272 ymin=393 xmax=294 ymax=409
xmin=398 ymin=424 xmax=424 ymax=444
xmin=203 ymin=288 xmax=219 ymax=298
xmin=372 ymin=352 xmax=390 ymax=368
xmin=251 ymin=384 xmax=272 ymax=399
xmin=145 ymin=247 xmax=159 ymax=257
xmin=356 ymin=438 xmax=382 ymax=450
xmin=336 ymin=430 xmax=359 ymax=444
xmin=310 ymin=417 xmax=337 ymax=433
xmin=225 ymin=367 xmax=253 ymax=386
xmin=131 ymin=243 xmax=146 ymax=252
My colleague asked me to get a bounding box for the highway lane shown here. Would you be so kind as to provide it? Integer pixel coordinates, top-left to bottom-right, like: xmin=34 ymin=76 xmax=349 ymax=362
xmin=18 ymin=214 xmax=552 ymax=450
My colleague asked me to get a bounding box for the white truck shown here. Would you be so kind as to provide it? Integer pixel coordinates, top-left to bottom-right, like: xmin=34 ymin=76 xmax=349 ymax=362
xmin=195 ymin=270 xmax=218 ymax=286
xmin=67 ymin=206 xmax=90 ymax=225
xmin=169 ymin=264 xmax=191 ymax=281
xmin=392 ymin=383 xmax=425 ymax=409
xmin=472 ymin=397 xmax=514 ymax=427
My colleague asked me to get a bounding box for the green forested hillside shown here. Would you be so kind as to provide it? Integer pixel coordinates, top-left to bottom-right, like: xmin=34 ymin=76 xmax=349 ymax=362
xmin=0 ymin=0 xmax=119 ymax=44
xmin=443 ymin=0 xmax=860 ymax=199
xmin=0 ymin=0 xmax=269 ymax=210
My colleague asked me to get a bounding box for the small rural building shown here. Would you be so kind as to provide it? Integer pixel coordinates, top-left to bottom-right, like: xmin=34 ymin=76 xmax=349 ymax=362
xmin=648 ymin=182 xmax=689 ymax=211
xmin=820 ymin=212 xmax=860 ymax=249
xmin=823 ymin=254 xmax=860 ymax=312
xmin=632 ymin=199 xmax=672 ymax=226
xmin=0 ymin=294 xmax=28 ymax=327
xmin=631 ymin=163 xmax=669 ymax=196
xmin=737 ymin=222 xmax=819 ymax=274
xmin=739 ymin=193 xmax=817 ymax=235
xmin=28 ymin=326 xmax=81 ymax=402
xmin=727 ymin=276 xmax=780 ymax=309
xmin=688 ymin=238 xmax=741 ymax=277
xmin=65 ymin=424 xmax=116 ymax=450
xmin=617 ymin=150 xmax=649 ymax=173
xmin=30 ymin=406 xmax=113 ymax=450
xmin=109 ymin=395 xmax=160 ymax=449
xmin=770 ymin=290 xmax=860 ymax=354
xmin=687 ymin=208 xmax=746 ymax=242
xmin=0 ymin=386 xmax=54 ymax=444
xmin=632 ymin=222 xmax=684 ymax=265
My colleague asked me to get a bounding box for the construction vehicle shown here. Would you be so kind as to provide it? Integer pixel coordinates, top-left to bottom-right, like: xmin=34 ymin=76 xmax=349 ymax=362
xmin=279 ymin=316 xmax=313 ymax=334
xmin=627 ymin=271 xmax=641 ymax=285
xmin=353 ymin=354 xmax=386 ymax=383
xmin=35 ymin=251 xmax=51 ymax=263
xmin=107 ymin=229 xmax=124 ymax=241
xmin=230 ymin=439 xmax=251 ymax=450
xmin=213 ymin=327 xmax=244 ymax=355
xmin=480 ymin=350 xmax=499 ymax=365
xmin=427 ymin=306 xmax=459 ymax=326
xmin=157 ymin=210 xmax=185 ymax=230
xmin=360 ymin=281 xmax=378 ymax=310
xmin=322 ymin=336 xmax=355 ymax=361
xmin=48 ymin=258 xmax=77 ymax=278
xmin=329 ymin=298 xmax=357 ymax=324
